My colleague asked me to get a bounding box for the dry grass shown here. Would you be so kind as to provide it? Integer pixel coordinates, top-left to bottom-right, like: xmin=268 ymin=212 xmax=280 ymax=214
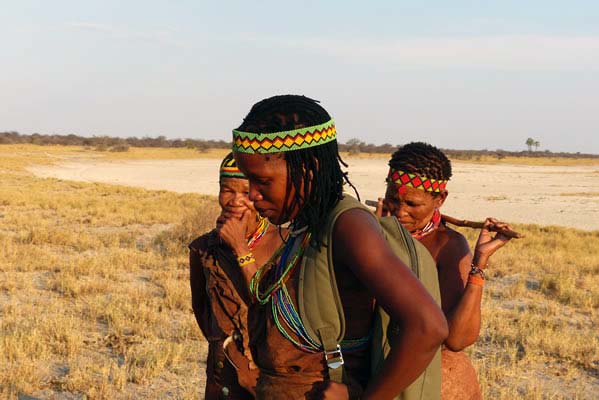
xmin=448 ymin=155 xmax=599 ymax=166
xmin=0 ymin=144 xmax=228 ymax=171
xmin=342 ymin=152 xmax=599 ymax=167
xmin=0 ymin=147 xmax=220 ymax=399
xmin=2 ymin=144 xmax=597 ymax=168
xmin=456 ymin=224 xmax=599 ymax=399
xmin=1 ymin=145 xmax=598 ymax=399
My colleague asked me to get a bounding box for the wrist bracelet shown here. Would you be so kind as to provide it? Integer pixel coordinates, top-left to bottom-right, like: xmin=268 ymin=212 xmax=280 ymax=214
xmin=468 ymin=274 xmax=485 ymax=287
xmin=238 ymin=252 xmax=256 ymax=267
xmin=469 ymin=263 xmax=486 ymax=279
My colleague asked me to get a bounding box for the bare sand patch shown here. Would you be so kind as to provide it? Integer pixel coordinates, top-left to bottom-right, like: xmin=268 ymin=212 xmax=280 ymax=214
xmin=28 ymin=158 xmax=599 ymax=231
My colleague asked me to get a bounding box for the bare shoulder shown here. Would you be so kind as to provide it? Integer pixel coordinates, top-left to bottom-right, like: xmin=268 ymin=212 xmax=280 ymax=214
xmin=333 ymin=207 xmax=382 ymax=249
xmin=437 ymin=225 xmax=469 ymax=249
xmin=333 ymin=207 xmax=395 ymax=270
xmin=433 ymin=225 xmax=471 ymax=265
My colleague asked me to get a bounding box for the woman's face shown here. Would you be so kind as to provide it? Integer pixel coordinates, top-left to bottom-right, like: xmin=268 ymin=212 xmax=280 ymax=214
xmin=234 ymin=152 xmax=299 ymax=225
xmin=218 ymin=177 xmax=256 ymax=217
xmin=383 ymin=184 xmax=447 ymax=232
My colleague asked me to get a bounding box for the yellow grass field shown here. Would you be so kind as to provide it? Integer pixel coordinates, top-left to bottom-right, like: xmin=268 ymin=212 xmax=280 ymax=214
xmin=1 ymin=145 xmax=598 ymax=399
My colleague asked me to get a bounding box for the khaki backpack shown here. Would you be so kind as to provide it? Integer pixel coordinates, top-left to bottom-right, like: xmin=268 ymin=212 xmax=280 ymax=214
xmin=299 ymin=195 xmax=442 ymax=400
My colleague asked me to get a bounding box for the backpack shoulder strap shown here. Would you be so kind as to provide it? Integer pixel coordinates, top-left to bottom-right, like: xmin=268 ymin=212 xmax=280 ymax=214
xmin=376 ymin=216 xmax=442 ymax=400
xmin=299 ymin=195 xmax=370 ymax=383
xmin=379 ymin=216 xmax=419 ymax=274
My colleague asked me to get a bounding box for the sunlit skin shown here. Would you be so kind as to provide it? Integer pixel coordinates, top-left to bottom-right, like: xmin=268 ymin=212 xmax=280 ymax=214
xmin=233 ymin=153 xmax=301 ymax=224
xmin=376 ymin=183 xmax=513 ymax=351
xmin=235 ymin=151 xmax=448 ymax=400
xmin=381 ymin=183 xmax=447 ymax=232
xmin=215 ymin=177 xmax=283 ymax=294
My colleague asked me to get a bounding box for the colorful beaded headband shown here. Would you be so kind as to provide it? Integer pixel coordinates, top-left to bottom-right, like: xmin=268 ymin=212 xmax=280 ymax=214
xmin=232 ymin=119 xmax=337 ymax=154
xmin=387 ymin=168 xmax=448 ymax=193
xmin=220 ymin=153 xmax=246 ymax=180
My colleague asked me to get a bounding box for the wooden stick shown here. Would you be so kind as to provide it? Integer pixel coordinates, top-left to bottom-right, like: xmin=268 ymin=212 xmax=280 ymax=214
xmin=364 ymin=199 xmax=380 ymax=208
xmin=364 ymin=199 xmax=524 ymax=239
xmin=440 ymin=214 xmax=485 ymax=229
xmin=440 ymin=214 xmax=524 ymax=239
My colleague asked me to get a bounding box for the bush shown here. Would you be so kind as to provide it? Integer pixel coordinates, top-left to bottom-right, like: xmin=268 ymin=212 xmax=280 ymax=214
xmin=109 ymin=144 xmax=130 ymax=152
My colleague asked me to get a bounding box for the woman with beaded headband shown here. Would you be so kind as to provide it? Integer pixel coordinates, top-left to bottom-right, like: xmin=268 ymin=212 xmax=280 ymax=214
xmin=232 ymin=95 xmax=448 ymax=400
xmin=374 ymin=142 xmax=516 ymax=400
xmin=189 ymin=152 xmax=283 ymax=399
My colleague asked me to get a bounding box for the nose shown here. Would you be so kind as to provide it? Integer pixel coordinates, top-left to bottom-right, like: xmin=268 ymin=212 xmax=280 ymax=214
xmin=397 ymin=203 xmax=409 ymax=219
xmin=232 ymin=191 xmax=247 ymax=206
xmin=248 ymin=182 xmax=263 ymax=202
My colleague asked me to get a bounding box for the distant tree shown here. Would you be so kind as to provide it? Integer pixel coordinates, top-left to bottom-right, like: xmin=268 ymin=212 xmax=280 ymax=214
xmin=346 ymin=138 xmax=364 ymax=155
xmin=534 ymin=141 xmax=540 ymax=151
xmin=379 ymin=143 xmax=396 ymax=154
xmin=526 ymin=138 xmax=535 ymax=151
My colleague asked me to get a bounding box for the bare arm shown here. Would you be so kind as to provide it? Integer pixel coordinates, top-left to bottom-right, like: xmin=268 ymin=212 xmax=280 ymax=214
xmin=444 ymin=218 xmax=512 ymax=351
xmin=443 ymin=251 xmax=482 ymax=351
xmin=333 ymin=209 xmax=448 ymax=400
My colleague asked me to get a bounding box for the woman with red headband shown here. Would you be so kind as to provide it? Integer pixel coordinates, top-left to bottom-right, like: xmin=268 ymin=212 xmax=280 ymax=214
xmin=375 ymin=142 xmax=515 ymax=400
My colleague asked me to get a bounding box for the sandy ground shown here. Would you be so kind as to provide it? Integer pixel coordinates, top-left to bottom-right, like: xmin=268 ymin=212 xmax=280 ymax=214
xmin=28 ymin=158 xmax=599 ymax=231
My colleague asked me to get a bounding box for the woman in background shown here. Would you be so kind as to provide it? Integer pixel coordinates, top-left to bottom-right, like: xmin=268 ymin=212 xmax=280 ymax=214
xmin=375 ymin=142 xmax=515 ymax=400
xmin=190 ymin=153 xmax=282 ymax=399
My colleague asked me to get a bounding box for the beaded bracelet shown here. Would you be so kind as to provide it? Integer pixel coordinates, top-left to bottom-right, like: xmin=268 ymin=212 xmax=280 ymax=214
xmin=468 ymin=263 xmax=486 ymax=287
xmin=238 ymin=252 xmax=256 ymax=267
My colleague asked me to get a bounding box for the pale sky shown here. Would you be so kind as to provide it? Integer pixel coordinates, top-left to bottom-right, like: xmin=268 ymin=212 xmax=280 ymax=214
xmin=2 ymin=1 xmax=598 ymax=153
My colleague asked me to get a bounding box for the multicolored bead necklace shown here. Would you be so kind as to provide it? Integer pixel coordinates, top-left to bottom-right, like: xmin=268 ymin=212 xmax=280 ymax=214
xmin=250 ymin=228 xmax=372 ymax=353
xmin=247 ymin=216 xmax=269 ymax=250
xmin=248 ymin=230 xmax=307 ymax=306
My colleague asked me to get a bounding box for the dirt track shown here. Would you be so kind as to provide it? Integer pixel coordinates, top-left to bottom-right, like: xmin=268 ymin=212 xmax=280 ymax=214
xmin=28 ymin=158 xmax=599 ymax=231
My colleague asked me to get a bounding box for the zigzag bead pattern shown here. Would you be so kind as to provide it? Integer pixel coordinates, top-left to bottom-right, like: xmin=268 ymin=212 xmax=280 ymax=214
xmin=388 ymin=168 xmax=448 ymax=193
xmin=232 ymin=119 xmax=337 ymax=154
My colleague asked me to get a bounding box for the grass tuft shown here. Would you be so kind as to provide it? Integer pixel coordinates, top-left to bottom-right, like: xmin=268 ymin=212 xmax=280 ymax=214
xmin=1 ymin=145 xmax=597 ymax=398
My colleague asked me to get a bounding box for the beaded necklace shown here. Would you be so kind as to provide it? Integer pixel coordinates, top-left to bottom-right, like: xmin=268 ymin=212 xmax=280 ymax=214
xmin=248 ymin=231 xmax=306 ymax=306
xmin=270 ymin=232 xmax=321 ymax=352
xmin=247 ymin=217 xmax=269 ymax=250
xmin=411 ymin=209 xmax=442 ymax=240
xmin=251 ymin=228 xmax=371 ymax=353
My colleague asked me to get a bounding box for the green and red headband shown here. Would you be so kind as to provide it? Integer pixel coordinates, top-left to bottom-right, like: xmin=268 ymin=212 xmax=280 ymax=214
xmin=232 ymin=119 xmax=337 ymax=154
xmin=387 ymin=168 xmax=448 ymax=194
xmin=220 ymin=153 xmax=246 ymax=180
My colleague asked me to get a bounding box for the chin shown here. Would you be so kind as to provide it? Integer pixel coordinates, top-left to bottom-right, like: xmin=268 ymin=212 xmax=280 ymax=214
xmin=269 ymin=215 xmax=286 ymax=226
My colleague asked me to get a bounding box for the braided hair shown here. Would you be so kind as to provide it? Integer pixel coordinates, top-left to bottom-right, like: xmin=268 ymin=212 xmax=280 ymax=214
xmin=236 ymin=94 xmax=357 ymax=246
xmin=389 ymin=142 xmax=452 ymax=196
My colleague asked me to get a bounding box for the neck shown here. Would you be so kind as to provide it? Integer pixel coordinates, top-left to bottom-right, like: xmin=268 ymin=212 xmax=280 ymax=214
xmin=411 ymin=209 xmax=442 ymax=241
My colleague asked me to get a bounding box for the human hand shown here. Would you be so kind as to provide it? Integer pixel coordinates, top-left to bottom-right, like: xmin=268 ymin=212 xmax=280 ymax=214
xmin=375 ymin=197 xmax=390 ymax=218
xmin=217 ymin=210 xmax=251 ymax=256
xmin=473 ymin=218 xmax=513 ymax=267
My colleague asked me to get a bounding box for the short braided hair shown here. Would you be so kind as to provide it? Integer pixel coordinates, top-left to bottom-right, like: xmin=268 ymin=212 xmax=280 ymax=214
xmin=389 ymin=142 xmax=452 ymax=185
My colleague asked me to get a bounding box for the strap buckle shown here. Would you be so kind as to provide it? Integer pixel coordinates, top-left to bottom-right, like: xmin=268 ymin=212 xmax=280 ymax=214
xmin=324 ymin=344 xmax=344 ymax=369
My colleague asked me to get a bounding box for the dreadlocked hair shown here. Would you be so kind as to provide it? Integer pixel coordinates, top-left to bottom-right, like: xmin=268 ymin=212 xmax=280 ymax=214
xmin=236 ymin=94 xmax=358 ymax=248
xmin=389 ymin=142 xmax=452 ymax=196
